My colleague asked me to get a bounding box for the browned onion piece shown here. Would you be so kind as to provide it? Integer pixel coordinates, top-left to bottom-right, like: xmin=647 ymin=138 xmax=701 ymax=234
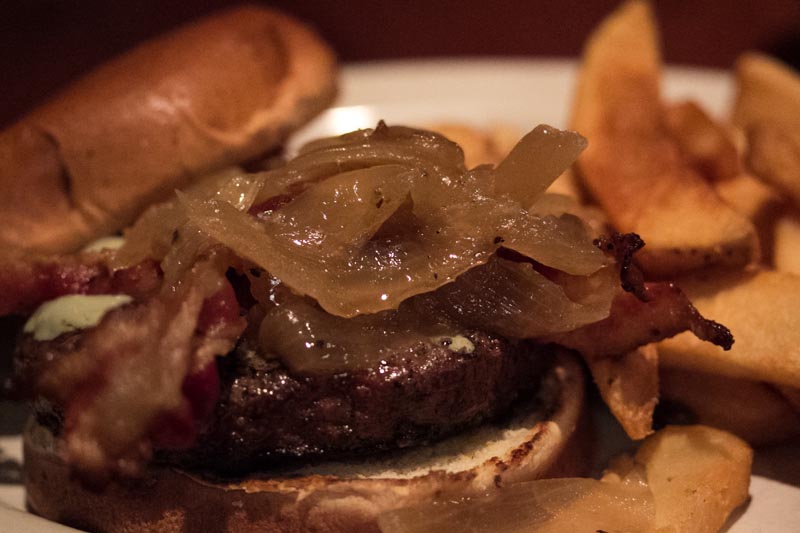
xmin=412 ymin=257 xmax=618 ymax=338
xmin=111 ymin=201 xmax=186 ymax=270
xmin=404 ymin=163 xmax=606 ymax=276
xmin=123 ymin=124 xmax=605 ymax=320
xmin=181 ymin=168 xmax=262 ymax=210
xmin=111 ymin=172 xmax=264 ymax=270
xmin=186 ymin=166 xmax=446 ymax=316
xmin=209 ymin=173 xmax=265 ymax=211
xmin=498 ymin=210 xmax=608 ymax=275
xmin=493 ymin=124 xmax=587 ymax=206
xmin=265 ymin=164 xmax=416 ymax=250
xmin=253 ymin=124 xmax=467 ymax=206
xmin=298 ymin=124 xmax=465 ymax=168
xmin=188 ymin=199 xmax=488 ymax=316
xmin=111 ymin=124 xmax=604 ymax=319
xmin=159 ymin=175 xmax=266 ymax=285
xmin=258 ymin=285 xmax=457 ymax=374
xmin=159 ymin=223 xmax=216 ymax=288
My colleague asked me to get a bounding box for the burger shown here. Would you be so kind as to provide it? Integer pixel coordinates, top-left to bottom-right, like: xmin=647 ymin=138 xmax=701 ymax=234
xmin=8 ymin=123 xmax=732 ymax=531
xmin=0 ymin=6 xmax=733 ymax=533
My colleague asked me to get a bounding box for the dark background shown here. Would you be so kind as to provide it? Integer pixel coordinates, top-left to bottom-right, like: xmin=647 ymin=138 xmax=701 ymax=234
xmin=1 ymin=0 xmax=799 ymax=128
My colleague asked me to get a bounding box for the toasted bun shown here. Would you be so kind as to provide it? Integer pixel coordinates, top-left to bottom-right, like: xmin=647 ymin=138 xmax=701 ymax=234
xmin=0 ymin=6 xmax=336 ymax=254
xmin=25 ymin=352 xmax=588 ymax=533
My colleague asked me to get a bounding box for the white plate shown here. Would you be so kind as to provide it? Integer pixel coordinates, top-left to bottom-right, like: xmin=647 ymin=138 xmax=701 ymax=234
xmin=1 ymin=58 xmax=798 ymax=532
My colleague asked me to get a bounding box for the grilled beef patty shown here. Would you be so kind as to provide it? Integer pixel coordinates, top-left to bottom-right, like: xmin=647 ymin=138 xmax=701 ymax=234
xmin=164 ymin=333 xmax=553 ymax=474
xmin=19 ymin=327 xmax=553 ymax=475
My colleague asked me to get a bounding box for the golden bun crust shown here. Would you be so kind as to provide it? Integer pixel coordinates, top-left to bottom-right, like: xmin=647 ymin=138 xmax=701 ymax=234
xmin=0 ymin=5 xmax=336 ymax=254
xmin=25 ymin=353 xmax=588 ymax=533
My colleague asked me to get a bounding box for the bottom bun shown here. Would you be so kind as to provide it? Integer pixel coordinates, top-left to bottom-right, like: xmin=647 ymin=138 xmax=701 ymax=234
xmin=25 ymin=351 xmax=589 ymax=533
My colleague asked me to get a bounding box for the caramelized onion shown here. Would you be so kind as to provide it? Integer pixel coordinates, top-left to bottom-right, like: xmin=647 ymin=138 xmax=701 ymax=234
xmin=258 ymin=285 xmax=457 ymax=373
xmin=110 ymin=123 xmax=614 ymax=371
xmin=252 ymin=125 xmax=467 ymax=206
xmin=412 ymin=257 xmax=618 ymax=338
xmin=378 ymin=477 xmax=654 ymax=533
xmin=178 ymin=125 xmax=602 ymax=316
xmin=112 ymin=171 xmax=264 ymax=271
xmin=254 ymin=258 xmax=617 ymax=373
xmin=185 ymin=165 xmax=449 ymax=317
xmin=262 ymin=164 xmax=416 ymax=251
xmin=493 ymin=124 xmax=588 ymax=206
xmin=111 ymin=201 xmax=186 ymax=270
xmin=498 ymin=210 xmax=607 ymax=275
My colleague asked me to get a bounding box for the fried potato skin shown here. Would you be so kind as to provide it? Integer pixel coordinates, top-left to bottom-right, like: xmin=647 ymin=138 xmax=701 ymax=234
xmin=571 ymin=0 xmax=757 ymax=278
xmin=659 ymin=366 xmax=800 ymax=446
xmin=658 ymin=269 xmax=800 ymax=388
xmin=630 ymin=425 xmax=752 ymax=533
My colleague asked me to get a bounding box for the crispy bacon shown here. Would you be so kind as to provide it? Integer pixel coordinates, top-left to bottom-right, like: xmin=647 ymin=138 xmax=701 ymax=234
xmin=0 ymin=252 xmax=161 ymax=316
xmin=149 ymin=361 xmax=221 ymax=450
xmin=542 ymin=281 xmax=733 ymax=358
xmin=0 ymin=254 xmax=106 ymax=316
xmin=32 ymin=257 xmax=244 ymax=480
xmin=594 ymin=233 xmax=648 ymax=301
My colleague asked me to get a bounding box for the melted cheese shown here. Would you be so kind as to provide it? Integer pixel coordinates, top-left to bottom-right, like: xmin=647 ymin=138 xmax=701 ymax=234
xmin=432 ymin=334 xmax=476 ymax=354
xmin=24 ymin=294 xmax=133 ymax=341
xmin=82 ymin=236 xmax=126 ymax=253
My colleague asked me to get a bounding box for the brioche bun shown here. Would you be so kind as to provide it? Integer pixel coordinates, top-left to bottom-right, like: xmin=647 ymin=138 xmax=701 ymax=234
xmin=25 ymin=352 xmax=589 ymax=533
xmin=0 ymin=5 xmax=336 ymax=254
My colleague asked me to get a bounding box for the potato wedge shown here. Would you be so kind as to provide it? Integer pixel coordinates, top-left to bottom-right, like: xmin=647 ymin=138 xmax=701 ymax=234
xmin=776 ymin=384 xmax=800 ymax=413
xmin=589 ymin=344 xmax=658 ymax=440
xmin=733 ymin=52 xmax=800 ymax=131
xmin=627 ymin=425 xmax=752 ymax=533
xmin=664 ymin=100 xmax=741 ymax=182
xmin=571 ymin=0 xmax=757 ymax=277
xmin=659 ymin=366 xmax=800 ymax=445
xmin=714 ymin=172 xmax=783 ymax=263
xmin=713 ymin=173 xmax=782 ymax=225
xmin=658 ymin=269 xmax=800 ymax=388
xmin=571 ymin=0 xmax=661 ymax=138
xmin=747 ymin=123 xmax=800 ymax=209
xmin=774 ymin=210 xmax=800 ymax=274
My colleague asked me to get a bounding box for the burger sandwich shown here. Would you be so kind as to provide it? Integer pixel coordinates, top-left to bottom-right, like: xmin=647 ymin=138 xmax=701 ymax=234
xmin=0 ymin=6 xmax=734 ymax=533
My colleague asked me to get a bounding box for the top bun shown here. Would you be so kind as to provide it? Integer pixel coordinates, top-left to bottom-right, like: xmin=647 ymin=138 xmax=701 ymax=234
xmin=0 ymin=5 xmax=337 ymax=254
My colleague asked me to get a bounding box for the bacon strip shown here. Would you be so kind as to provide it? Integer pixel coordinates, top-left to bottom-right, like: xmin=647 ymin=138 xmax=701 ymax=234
xmin=594 ymin=233 xmax=648 ymax=301
xmin=0 ymin=254 xmax=106 ymax=316
xmin=34 ymin=257 xmax=244 ymax=480
xmin=542 ymin=282 xmax=733 ymax=358
xmin=0 ymin=252 xmax=160 ymax=316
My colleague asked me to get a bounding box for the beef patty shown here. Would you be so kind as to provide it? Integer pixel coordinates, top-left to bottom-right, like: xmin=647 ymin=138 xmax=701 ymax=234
xmin=164 ymin=333 xmax=553 ymax=474
xmin=18 ymin=327 xmax=554 ymax=475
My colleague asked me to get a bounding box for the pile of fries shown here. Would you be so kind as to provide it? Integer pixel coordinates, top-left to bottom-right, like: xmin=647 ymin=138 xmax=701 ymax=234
xmin=571 ymin=0 xmax=800 ymax=447
xmin=432 ymin=1 xmax=800 ymax=530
